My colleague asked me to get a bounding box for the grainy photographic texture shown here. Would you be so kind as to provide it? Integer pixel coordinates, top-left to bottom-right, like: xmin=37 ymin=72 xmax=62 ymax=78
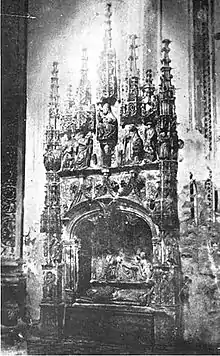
xmin=1 ymin=0 xmax=220 ymax=355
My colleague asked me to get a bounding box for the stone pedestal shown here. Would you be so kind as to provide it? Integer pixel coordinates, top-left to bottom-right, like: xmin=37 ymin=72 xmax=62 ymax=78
xmin=39 ymin=303 xmax=65 ymax=339
xmin=64 ymin=303 xmax=154 ymax=349
xmin=1 ymin=260 xmax=26 ymax=327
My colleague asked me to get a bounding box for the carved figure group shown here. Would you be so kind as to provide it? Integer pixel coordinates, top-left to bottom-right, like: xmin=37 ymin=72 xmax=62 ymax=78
xmin=93 ymin=248 xmax=152 ymax=283
xmin=121 ymin=123 xmax=180 ymax=165
xmin=59 ymin=107 xmax=183 ymax=171
xmin=60 ymin=130 xmax=93 ymax=170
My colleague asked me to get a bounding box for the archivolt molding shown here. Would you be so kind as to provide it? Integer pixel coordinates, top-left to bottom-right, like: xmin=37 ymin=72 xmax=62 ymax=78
xmin=63 ymin=196 xmax=159 ymax=239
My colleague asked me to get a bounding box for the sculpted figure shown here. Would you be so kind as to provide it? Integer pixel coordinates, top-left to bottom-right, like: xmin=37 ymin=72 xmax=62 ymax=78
xmin=86 ymin=286 xmax=114 ymax=302
xmin=143 ymin=122 xmax=157 ymax=161
xmin=74 ymin=131 xmax=93 ymax=169
xmin=43 ymin=271 xmax=56 ymax=301
xmin=160 ymin=273 xmax=174 ymax=304
xmin=158 ymin=131 xmax=171 ymax=160
xmin=104 ymin=253 xmax=118 ymax=280
xmin=180 ymin=276 xmax=191 ymax=307
xmin=112 ymin=289 xmax=140 ymax=302
xmin=153 ymin=242 xmax=161 ymax=265
xmin=171 ymin=130 xmax=184 ymax=160
xmin=97 ymin=103 xmax=118 ymax=167
xmin=135 ymin=249 xmax=152 ymax=282
xmin=123 ymin=125 xmax=144 ymax=164
xmin=171 ymin=130 xmax=179 ymax=160
xmin=139 ymin=251 xmax=153 ymax=281
xmin=60 ymin=130 xmax=75 ymax=170
xmin=116 ymin=250 xmax=139 ymax=281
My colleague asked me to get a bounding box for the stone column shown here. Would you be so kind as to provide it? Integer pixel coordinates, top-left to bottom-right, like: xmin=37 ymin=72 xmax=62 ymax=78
xmin=39 ymin=62 xmax=64 ymax=339
xmin=1 ymin=0 xmax=27 ymax=333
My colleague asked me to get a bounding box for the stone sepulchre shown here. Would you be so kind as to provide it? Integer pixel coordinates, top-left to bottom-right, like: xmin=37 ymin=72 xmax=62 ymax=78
xmin=38 ymin=3 xmax=184 ymax=353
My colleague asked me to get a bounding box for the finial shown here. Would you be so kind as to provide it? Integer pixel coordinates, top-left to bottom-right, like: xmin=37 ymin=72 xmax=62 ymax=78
xmin=142 ymin=69 xmax=155 ymax=103
xmin=97 ymin=1 xmax=117 ymax=104
xmin=50 ymin=62 xmax=59 ymax=104
xmin=48 ymin=62 xmax=60 ymax=130
xmin=104 ymin=2 xmax=112 ymax=49
xmin=81 ymin=48 xmax=88 ymax=72
xmin=52 ymin=61 xmax=59 ymax=76
xmin=128 ymin=34 xmax=138 ymax=77
xmin=117 ymin=60 xmax=121 ymax=102
xmin=76 ymin=48 xmax=91 ymax=106
xmin=160 ymin=39 xmax=173 ymax=87
xmin=145 ymin=69 xmax=153 ymax=86
xmin=161 ymin=39 xmax=171 ymax=66
xmin=67 ymin=84 xmax=74 ymax=108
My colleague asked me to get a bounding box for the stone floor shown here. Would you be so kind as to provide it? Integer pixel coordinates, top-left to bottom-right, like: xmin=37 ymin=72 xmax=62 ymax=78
xmin=1 ymin=331 xmax=220 ymax=355
xmin=2 ymin=338 xmax=219 ymax=355
xmin=1 ymin=341 xmax=27 ymax=356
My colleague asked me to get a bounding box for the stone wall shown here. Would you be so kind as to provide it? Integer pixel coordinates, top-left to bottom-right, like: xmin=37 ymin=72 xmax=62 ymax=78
xmin=179 ymin=181 xmax=220 ymax=345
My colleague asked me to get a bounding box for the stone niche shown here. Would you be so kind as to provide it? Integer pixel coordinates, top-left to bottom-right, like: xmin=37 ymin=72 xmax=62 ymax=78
xmin=57 ymin=166 xmax=181 ymax=350
xmin=64 ymin=203 xmax=154 ymax=303
xmin=61 ymin=202 xmax=179 ymax=351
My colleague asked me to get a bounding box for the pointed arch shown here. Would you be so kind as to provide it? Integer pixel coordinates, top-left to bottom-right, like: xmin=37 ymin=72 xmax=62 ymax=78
xmin=64 ymin=197 xmax=159 ymax=239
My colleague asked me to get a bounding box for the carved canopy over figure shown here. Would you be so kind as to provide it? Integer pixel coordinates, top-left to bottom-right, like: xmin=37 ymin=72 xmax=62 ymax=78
xmin=97 ymin=102 xmax=118 ymax=167
xmin=123 ymin=125 xmax=144 ymax=164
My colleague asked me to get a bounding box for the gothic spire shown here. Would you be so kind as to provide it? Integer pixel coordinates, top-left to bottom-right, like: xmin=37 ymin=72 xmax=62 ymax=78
xmin=128 ymin=35 xmax=138 ymax=78
xmin=120 ymin=34 xmax=141 ymax=125
xmin=104 ymin=2 xmax=112 ymax=50
xmin=76 ymin=48 xmax=91 ymax=106
xmin=141 ymin=69 xmax=155 ymax=105
xmin=160 ymin=39 xmax=174 ymax=94
xmin=60 ymin=83 xmax=75 ymax=132
xmin=96 ymin=1 xmax=117 ymax=104
xmin=49 ymin=61 xmax=59 ymax=129
xmin=66 ymin=84 xmax=74 ymax=110
xmin=81 ymin=48 xmax=88 ymax=75
xmin=159 ymin=39 xmax=175 ymax=116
